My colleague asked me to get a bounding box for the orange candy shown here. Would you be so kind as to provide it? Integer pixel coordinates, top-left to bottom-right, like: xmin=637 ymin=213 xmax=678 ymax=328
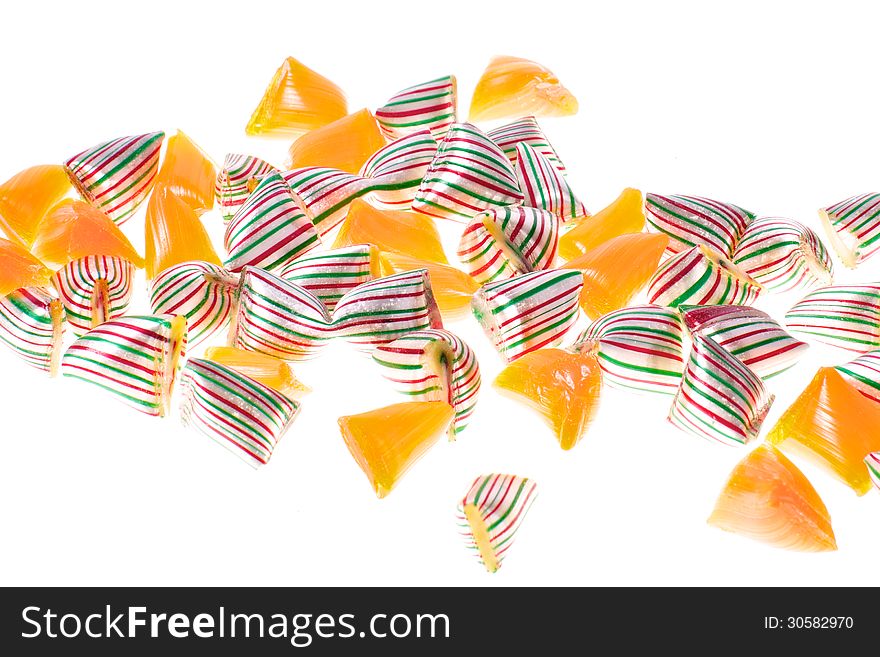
xmin=379 ymin=252 xmax=479 ymax=319
xmin=0 ymin=237 xmax=52 ymax=295
xmin=203 ymin=347 xmax=310 ymax=399
xmin=558 ymin=188 xmax=646 ymax=261
xmin=286 ymin=108 xmax=385 ymax=175
xmin=154 ymin=131 xmax=216 ymax=214
xmin=0 ymin=164 xmax=71 ymax=248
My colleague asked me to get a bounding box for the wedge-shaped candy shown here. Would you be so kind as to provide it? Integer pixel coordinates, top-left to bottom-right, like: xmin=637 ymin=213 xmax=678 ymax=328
xmin=0 ymin=287 xmax=65 ymax=376
xmin=359 ymin=131 xmax=438 ymax=209
xmin=469 ymin=56 xmax=578 ymax=122
xmin=645 ymin=193 xmax=753 ymax=258
xmin=224 ymin=171 xmax=321 ymax=272
xmin=283 ymin=167 xmax=372 ymax=237
xmin=648 ymin=245 xmax=762 ymax=308
xmin=457 ymin=474 xmax=538 ymax=573
xmin=0 ymin=238 xmax=51 ymax=295
xmin=245 ymin=56 xmax=348 ymax=137
xmin=230 ymin=267 xmax=333 ymax=361
xmin=457 ymin=206 xmax=560 ymax=284
xmin=379 ymin=253 xmax=478 ymax=320
xmin=0 ymin=164 xmax=71 ymax=247
xmin=150 ymin=261 xmax=238 ymax=349
xmin=279 ymin=244 xmax=380 ymax=312
xmin=835 ymin=350 xmax=880 ymax=403
xmin=488 ymin=116 xmax=565 ymax=173
xmin=64 ymin=131 xmax=164 ymax=225
xmin=818 ymin=193 xmax=880 ymax=268
xmin=732 ymin=217 xmax=833 ymax=293
xmin=495 ymin=349 xmax=601 ymax=450
xmin=332 ymin=270 xmax=443 ymax=353
xmin=215 ymin=154 xmax=277 ymax=222
xmin=203 ymin=346 xmax=309 ymax=399
xmin=375 ymin=75 xmax=456 ymax=142
xmin=558 ymin=188 xmax=645 ymax=260
xmin=62 ymin=314 xmax=186 ymax=417
xmin=681 ymin=305 xmax=808 ymax=379
xmin=516 ymin=143 xmax=587 ymax=221
xmin=867 ymin=452 xmax=880 ymax=492
xmin=668 ymin=334 xmax=774 ymax=447
xmin=287 ymin=108 xmax=385 ymax=175
xmin=784 ymin=283 xmax=880 ymax=352
xmin=563 ymin=233 xmax=667 ymax=320
xmin=334 ymin=199 xmax=447 ymax=263
xmin=155 ymin=130 xmax=216 ymax=214
xmin=373 ymin=329 xmax=480 ymax=438
xmin=338 ymin=401 xmax=453 ymax=498
xmin=573 ymin=305 xmax=685 ymax=395
xmin=767 ymin=367 xmax=880 ymax=495
xmin=708 ymin=445 xmax=837 ymax=552
xmin=412 ymin=122 xmax=523 ymax=222
xmin=53 ymin=255 xmax=135 ymax=335
xmin=472 ymin=269 xmax=582 ymax=362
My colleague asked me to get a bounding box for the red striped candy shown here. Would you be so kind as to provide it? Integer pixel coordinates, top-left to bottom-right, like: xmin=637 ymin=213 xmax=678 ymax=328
xmin=487 ymin=116 xmax=565 ymax=173
xmin=835 ymin=350 xmax=880 ymax=403
xmin=359 ymin=130 xmax=438 ymax=209
xmin=279 ymin=244 xmax=380 ymax=312
xmin=283 ymin=167 xmax=372 ymax=237
xmin=785 ymin=283 xmax=880 ymax=352
xmin=515 ymin=143 xmax=587 ymax=221
xmin=647 ymin=245 xmax=762 ymax=307
xmin=819 ymin=193 xmax=880 ymax=267
xmin=646 ymin=193 xmax=753 ymax=258
xmin=0 ymin=287 xmax=65 ymax=375
xmin=375 ymin=75 xmax=457 ymax=142
xmin=52 ymin=255 xmax=135 ymax=335
xmin=215 ymin=154 xmax=277 ymax=222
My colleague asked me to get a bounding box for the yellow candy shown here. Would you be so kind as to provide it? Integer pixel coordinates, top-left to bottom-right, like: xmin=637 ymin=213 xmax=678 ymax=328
xmin=558 ymin=188 xmax=645 ymax=261
xmin=287 ymin=108 xmax=386 ymax=175
xmin=0 ymin=164 xmax=71 ymax=248
xmin=155 ymin=131 xmax=216 ymax=214
xmin=203 ymin=347 xmax=310 ymax=399
xmin=379 ymin=252 xmax=479 ymax=319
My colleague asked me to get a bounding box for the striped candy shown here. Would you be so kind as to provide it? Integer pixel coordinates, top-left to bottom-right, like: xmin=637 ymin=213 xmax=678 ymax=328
xmin=785 ymin=284 xmax=880 ymax=352
xmin=573 ymin=305 xmax=685 ymax=395
xmin=835 ymin=350 xmax=880 ymax=403
xmin=515 ymin=143 xmax=587 ymax=221
xmin=375 ymin=76 xmax=456 ymax=142
xmin=283 ymin=166 xmax=372 ymax=237
xmin=487 ymin=116 xmax=565 ymax=173
xmin=52 ymin=255 xmax=135 ymax=336
xmin=179 ymin=358 xmax=299 ymax=468
xmin=867 ymin=452 xmax=880 ymax=492
xmin=215 ymin=154 xmax=277 ymax=222
xmin=372 ymin=329 xmax=481 ymax=438
xmin=224 ymin=171 xmax=321 ymax=272
xmin=61 ymin=314 xmax=187 ymax=417
xmin=279 ymin=244 xmax=380 ymax=312
xmin=230 ymin=266 xmax=334 ymax=361
xmin=150 ymin=261 xmax=238 ymax=349
xmin=645 ymin=193 xmax=754 ymax=258
xmin=819 ymin=193 xmax=880 ymax=267
xmin=64 ymin=131 xmax=165 ymax=225
xmin=0 ymin=287 xmax=65 ymax=375
xmin=412 ymin=122 xmax=523 ymax=222
xmin=647 ymin=245 xmax=762 ymax=307
xmin=332 ymin=270 xmax=443 ymax=352
xmin=471 ymin=269 xmax=583 ymax=362
xmin=359 ymin=130 xmax=439 ymax=209
xmin=456 ymin=474 xmax=538 ymax=573
xmin=668 ymin=334 xmax=774 ymax=446
xmin=457 ymin=206 xmax=560 ymax=284
xmin=681 ymin=305 xmax=808 ymax=379
xmin=732 ymin=217 xmax=833 ymax=293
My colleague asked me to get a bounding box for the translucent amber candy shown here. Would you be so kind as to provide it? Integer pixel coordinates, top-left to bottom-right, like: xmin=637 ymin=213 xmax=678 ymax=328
xmin=0 ymin=238 xmax=52 ymax=295
xmin=558 ymin=188 xmax=645 ymax=261
xmin=0 ymin=164 xmax=71 ymax=247
xmin=246 ymin=56 xmax=348 ymax=137
xmin=286 ymin=108 xmax=386 ymax=175
xmin=379 ymin=252 xmax=479 ymax=319
xmin=155 ymin=131 xmax=216 ymax=214
xmin=469 ymin=56 xmax=578 ymax=122
xmin=203 ymin=347 xmax=310 ymax=399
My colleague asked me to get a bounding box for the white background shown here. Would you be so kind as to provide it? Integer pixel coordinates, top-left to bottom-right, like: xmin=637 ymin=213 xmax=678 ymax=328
xmin=1 ymin=0 xmax=878 ymax=586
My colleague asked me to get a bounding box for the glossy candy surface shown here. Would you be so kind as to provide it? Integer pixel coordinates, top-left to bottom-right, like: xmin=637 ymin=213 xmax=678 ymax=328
xmin=645 ymin=193 xmax=753 ymax=258
xmin=557 ymin=188 xmax=645 ymax=261
xmin=0 ymin=237 xmax=51 ymax=295
xmin=154 ymin=131 xmax=216 ymax=214
xmin=0 ymin=287 xmax=64 ymax=375
xmin=287 ymin=108 xmax=385 ymax=175
xmin=215 ymin=154 xmax=277 ymax=222
xmin=784 ymin=284 xmax=880 ymax=352
xmin=0 ymin=164 xmax=71 ymax=247
xmin=818 ymin=193 xmax=880 ymax=268
xmin=375 ymin=76 xmax=456 ymax=142
xmin=203 ymin=346 xmax=309 ymax=399
xmin=379 ymin=253 xmax=478 ymax=319
xmin=280 ymin=244 xmax=381 ymax=312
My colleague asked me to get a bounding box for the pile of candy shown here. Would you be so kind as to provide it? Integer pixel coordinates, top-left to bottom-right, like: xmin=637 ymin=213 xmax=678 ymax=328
xmin=2 ymin=54 xmax=879 ymax=573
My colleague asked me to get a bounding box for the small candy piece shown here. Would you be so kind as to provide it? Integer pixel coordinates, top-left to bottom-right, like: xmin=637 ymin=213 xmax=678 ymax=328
xmin=375 ymin=75 xmax=457 ymax=142
xmin=379 ymin=253 xmax=479 ymax=319
xmin=412 ymin=122 xmax=523 ymax=222
xmin=224 ymin=171 xmax=320 ymax=272
xmin=230 ymin=267 xmax=334 ymax=361
xmin=180 ymin=358 xmax=300 ymax=468
xmin=359 ymin=131 xmax=438 ymax=209
xmin=53 ymin=256 xmax=135 ymax=336
xmin=334 ymin=198 xmax=448 ymax=263
xmin=708 ymin=445 xmax=836 ymax=552
xmin=282 ymin=166 xmax=372 ymax=237
xmin=373 ymin=329 xmax=481 ymax=438
xmin=457 ymin=206 xmax=560 ymax=284
xmin=487 ymin=116 xmax=565 ymax=173
xmin=0 ymin=287 xmax=65 ymax=376
xmin=203 ymin=346 xmax=310 ymax=399
xmin=645 ymin=193 xmax=754 ymax=258
xmin=63 ymin=131 xmax=164 ymax=225
xmin=867 ymin=452 xmax=880 ymax=492
xmin=563 ymin=232 xmax=668 ymax=320
xmin=558 ymin=188 xmax=645 ymax=260
xmin=768 ymin=367 xmax=880 ymax=495
xmin=471 ymin=269 xmax=583 ymax=362
xmin=457 ymin=474 xmax=538 ymax=573
xmin=668 ymin=334 xmax=774 ymax=447
xmin=245 ymin=56 xmax=348 ymax=137
xmin=332 ymin=270 xmax=443 ymax=353
xmin=835 ymin=350 xmax=880 ymax=403
xmin=732 ymin=217 xmax=833 ymax=293
xmin=0 ymin=164 xmax=71 ymax=247
xmin=818 ymin=193 xmax=880 ymax=268
xmin=150 ymin=261 xmax=238 ymax=349
xmin=494 ymin=348 xmax=601 ymax=450
xmin=681 ymin=305 xmax=808 ymax=379
xmin=573 ymin=305 xmax=685 ymax=395
xmin=784 ymin=283 xmax=880 ymax=352
xmin=279 ymin=244 xmax=381 ymax=312
xmin=647 ymin=245 xmax=762 ymax=308
xmin=62 ymin=314 xmax=186 ymax=417
xmin=215 ymin=154 xmax=277 ymax=222
xmin=338 ymin=401 xmax=453 ymax=498
xmin=0 ymin=237 xmax=52 ymax=295
xmin=469 ymin=55 xmax=578 ymax=122
xmin=154 ymin=130 xmax=216 ymax=215
xmin=287 ymin=108 xmax=385 ymax=175
xmin=515 ymin=143 xmax=587 ymax=221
